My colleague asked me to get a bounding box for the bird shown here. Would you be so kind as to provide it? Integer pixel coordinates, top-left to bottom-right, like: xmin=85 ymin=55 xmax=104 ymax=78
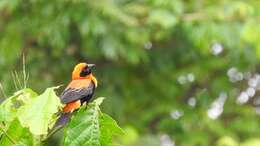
xmin=55 ymin=62 xmax=98 ymax=126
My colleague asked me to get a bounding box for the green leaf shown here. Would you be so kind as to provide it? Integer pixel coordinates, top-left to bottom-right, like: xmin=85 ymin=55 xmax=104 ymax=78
xmin=17 ymin=87 xmax=62 ymax=135
xmin=94 ymin=97 xmax=105 ymax=106
xmin=0 ymin=96 xmax=17 ymax=123
xmin=63 ymin=98 xmax=101 ymax=146
xmin=0 ymin=88 xmax=37 ymax=123
xmin=63 ymin=97 xmax=123 ymax=146
xmin=15 ymin=88 xmax=38 ymax=105
xmin=0 ymin=119 xmax=39 ymax=146
xmin=100 ymin=113 xmax=124 ymax=146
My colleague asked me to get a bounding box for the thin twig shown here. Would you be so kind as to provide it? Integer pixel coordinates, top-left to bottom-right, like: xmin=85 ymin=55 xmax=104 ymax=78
xmin=0 ymin=124 xmax=16 ymax=144
xmin=25 ymin=72 xmax=30 ymax=87
xmin=14 ymin=71 xmax=22 ymax=90
xmin=11 ymin=72 xmax=18 ymax=91
xmin=22 ymin=54 xmax=26 ymax=88
xmin=0 ymin=83 xmax=7 ymax=99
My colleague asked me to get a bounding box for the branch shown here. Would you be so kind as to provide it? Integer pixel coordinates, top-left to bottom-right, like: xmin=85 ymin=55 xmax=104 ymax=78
xmin=0 ymin=124 xmax=16 ymax=144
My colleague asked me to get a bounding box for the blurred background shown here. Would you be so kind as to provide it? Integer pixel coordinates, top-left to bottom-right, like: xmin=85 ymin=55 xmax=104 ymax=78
xmin=0 ymin=0 xmax=260 ymax=146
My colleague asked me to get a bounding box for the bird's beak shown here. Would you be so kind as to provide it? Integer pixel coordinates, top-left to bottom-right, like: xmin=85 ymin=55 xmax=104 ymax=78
xmin=88 ymin=64 xmax=95 ymax=69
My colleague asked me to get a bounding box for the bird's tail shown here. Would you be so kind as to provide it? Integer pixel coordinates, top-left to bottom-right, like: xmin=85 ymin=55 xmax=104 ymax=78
xmin=55 ymin=112 xmax=72 ymax=127
xmin=46 ymin=113 xmax=72 ymax=138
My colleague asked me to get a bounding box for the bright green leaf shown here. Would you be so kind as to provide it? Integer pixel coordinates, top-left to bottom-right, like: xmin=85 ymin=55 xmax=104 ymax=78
xmin=15 ymin=88 xmax=38 ymax=105
xmin=100 ymin=113 xmax=124 ymax=146
xmin=0 ymin=88 xmax=37 ymax=123
xmin=0 ymin=96 xmax=17 ymax=123
xmin=17 ymin=87 xmax=62 ymax=135
xmin=0 ymin=119 xmax=39 ymax=146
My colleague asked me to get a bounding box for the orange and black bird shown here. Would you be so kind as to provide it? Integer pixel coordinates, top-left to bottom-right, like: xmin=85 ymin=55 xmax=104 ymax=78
xmin=56 ymin=62 xmax=98 ymax=126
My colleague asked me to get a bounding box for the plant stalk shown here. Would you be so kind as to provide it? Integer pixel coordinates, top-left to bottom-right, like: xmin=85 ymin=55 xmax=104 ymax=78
xmin=0 ymin=124 xmax=16 ymax=144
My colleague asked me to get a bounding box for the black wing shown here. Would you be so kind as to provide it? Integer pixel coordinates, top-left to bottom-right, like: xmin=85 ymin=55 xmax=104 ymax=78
xmin=60 ymin=82 xmax=95 ymax=104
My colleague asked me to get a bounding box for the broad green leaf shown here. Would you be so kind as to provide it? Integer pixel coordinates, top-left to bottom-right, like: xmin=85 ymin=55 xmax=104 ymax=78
xmin=63 ymin=98 xmax=102 ymax=146
xmin=100 ymin=113 xmax=124 ymax=146
xmin=0 ymin=96 xmax=17 ymax=123
xmin=94 ymin=97 xmax=105 ymax=106
xmin=17 ymin=87 xmax=62 ymax=135
xmin=0 ymin=119 xmax=39 ymax=146
xmin=0 ymin=88 xmax=37 ymax=123
xmin=64 ymin=97 xmax=123 ymax=146
xmin=15 ymin=88 xmax=38 ymax=105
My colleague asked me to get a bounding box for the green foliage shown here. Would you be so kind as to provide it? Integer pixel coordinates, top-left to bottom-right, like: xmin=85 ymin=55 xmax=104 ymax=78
xmin=100 ymin=113 xmax=124 ymax=146
xmin=17 ymin=87 xmax=62 ymax=135
xmin=0 ymin=88 xmax=122 ymax=146
xmin=0 ymin=119 xmax=37 ymax=146
xmin=0 ymin=95 xmax=17 ymax=123
xmin=64 ymin=98 xmax=123 ymax=146
xmin=0 ymin=0 xmax=260 ymax=145
xmin=0 ymin=88 xmax=38 ymax=123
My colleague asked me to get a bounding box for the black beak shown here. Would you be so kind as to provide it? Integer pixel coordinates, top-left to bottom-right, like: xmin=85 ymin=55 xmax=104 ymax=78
xmin=88 ymin=64 xmax=95 ymax=69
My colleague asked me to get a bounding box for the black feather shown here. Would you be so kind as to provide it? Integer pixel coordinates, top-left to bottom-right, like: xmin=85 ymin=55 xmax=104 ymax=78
xmin=60 ymin=81 xmax=95 ymax=104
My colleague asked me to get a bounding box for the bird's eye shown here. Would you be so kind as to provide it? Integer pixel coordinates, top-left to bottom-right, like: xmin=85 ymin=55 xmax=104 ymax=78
xmin=80 ymin=66 xmax=91 ymax=77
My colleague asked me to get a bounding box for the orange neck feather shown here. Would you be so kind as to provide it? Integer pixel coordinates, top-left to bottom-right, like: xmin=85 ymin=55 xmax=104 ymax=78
xmin=72 ymin=73 xmax=98 ymax=88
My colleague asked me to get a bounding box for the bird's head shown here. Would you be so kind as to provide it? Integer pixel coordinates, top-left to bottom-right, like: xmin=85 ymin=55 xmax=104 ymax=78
xmin=72 ymin=63 xmax=95 ymax=80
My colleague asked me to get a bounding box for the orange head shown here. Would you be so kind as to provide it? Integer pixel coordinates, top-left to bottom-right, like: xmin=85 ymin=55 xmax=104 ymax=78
xmin=72 ymin=63 xmax=97 ymax=87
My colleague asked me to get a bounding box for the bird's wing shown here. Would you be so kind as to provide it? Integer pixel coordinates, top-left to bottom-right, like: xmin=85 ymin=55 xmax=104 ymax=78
xmin=60 ymin=79 xmax=95 ymax=104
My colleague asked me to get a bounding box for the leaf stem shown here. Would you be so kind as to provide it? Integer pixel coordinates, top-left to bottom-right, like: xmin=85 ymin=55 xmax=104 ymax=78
xmin=22 ymin=54 xmax=27 ymax=88
xmin=11 ymin=72 xmax=18 ymax=91
xmin=14 ymin=71 xmax=22 ymax=90
xmin=0 ymin=124 xmax=16 ymax=144
xmin=0 ymin=83 xmax=7 ymax=99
